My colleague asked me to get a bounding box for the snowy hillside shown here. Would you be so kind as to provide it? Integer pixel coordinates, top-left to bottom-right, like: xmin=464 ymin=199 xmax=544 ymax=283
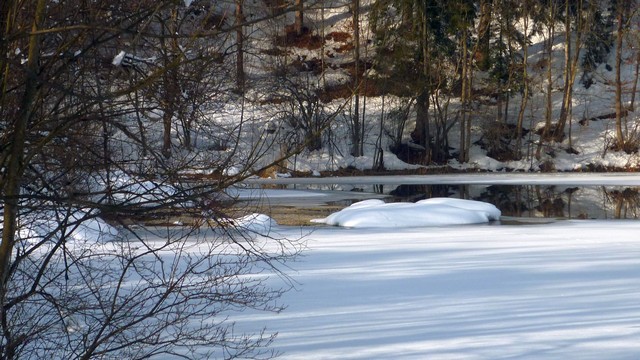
xmin=210 ymin=0 xmax=640 ymax=176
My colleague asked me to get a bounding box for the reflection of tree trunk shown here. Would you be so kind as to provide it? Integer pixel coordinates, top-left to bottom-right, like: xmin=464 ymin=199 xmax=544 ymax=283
xmin=614 ymin=198 xmax=623 ymax=218
xmin=515 ymin=186 xmax=522 ymax=217
xmin=460 ymin=184 xmax=470 ymax=200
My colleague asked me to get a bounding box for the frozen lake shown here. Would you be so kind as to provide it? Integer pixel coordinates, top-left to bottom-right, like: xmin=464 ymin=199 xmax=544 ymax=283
xmin=230 ymin=219 xmax=640 ymax=360
xmin=141 ymin=174 xmax=640 ymax=359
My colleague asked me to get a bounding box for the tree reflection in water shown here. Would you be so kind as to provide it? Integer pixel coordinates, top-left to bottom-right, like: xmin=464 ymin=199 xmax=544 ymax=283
xmin=388 ymin=184 xmax=640 ymax=220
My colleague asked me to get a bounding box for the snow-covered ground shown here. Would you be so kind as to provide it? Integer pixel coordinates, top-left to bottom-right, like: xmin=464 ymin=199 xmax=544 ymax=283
xmin=232 ymin=219 xmax=640 ymax=359
xmin=11 ymin=171 xmax=640 ymax=358
xmin=245 ymin=172 xmax=640 ymax=186
xmin=207 ymin=174 xmax=640 ymax=360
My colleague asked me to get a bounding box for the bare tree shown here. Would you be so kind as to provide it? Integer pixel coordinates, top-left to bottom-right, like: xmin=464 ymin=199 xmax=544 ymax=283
xmin=0 ymin=1 xmax=305 ymax=359
xmin=553 ymin=0 xmax=588 ymax=143
xmin=614 ymin=0 xmax=632 ymax=150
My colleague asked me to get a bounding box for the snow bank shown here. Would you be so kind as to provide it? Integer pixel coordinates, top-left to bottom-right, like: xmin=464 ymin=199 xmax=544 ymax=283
xmin=16 ymin=208 xmax=118 ymax=248
xmin=231 ymin=213 xmax=278 ymax=235
xmin=311 ymin=198 xmax=501 ymax=228
xmin=111 ymin=51 xmax=126 ymax=66
xmin=92 ymin=171 xmax=177 ymax=206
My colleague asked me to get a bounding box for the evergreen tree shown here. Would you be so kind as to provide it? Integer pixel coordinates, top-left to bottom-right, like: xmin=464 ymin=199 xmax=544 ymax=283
xmin=581 ymin=4 xmax=614 ymax=87
xmin=371 ymin=0 xmax=475 ymax=164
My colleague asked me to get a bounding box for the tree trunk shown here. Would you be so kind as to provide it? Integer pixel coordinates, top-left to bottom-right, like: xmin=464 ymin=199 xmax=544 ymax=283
xmin=0 ymin=0 xmax=11 ymax=93
xmin=615 ymin=1 xmax=625 ymax=147
xmin=294 ymin=0 xmax=303 ymax=35
xmin=516 ymin=2 xmax=530 ymax=159
xmin=536 ymin=1 xmax=555 ymax=160
xmin=160 ymin=9 xmax=180 ymax=159
xmin=554 ymin=0 xmax=572 ymax=141
xmin=630 ymin=47 xmax=640 ymax=111
xmin=555 ymin=0 xmax=586 ymax=143
xmin=415 ymin=90 xmax=431 ymax=164
xmin=351 ymin=0 xmax=362 ymax=157
xmin=0 ymin=1 xmax=45 ymax=355
xmin=458 ymin=31 xmax=470 ymax=163
xmin=465 ymin=65 xmax=473 ymax=163
xmin=475 ymin=0 xmax=493 ymax=71
xmin=236 ymin=0 xmax=245 ymax=92
xmin=374 ymin=95 xmax=385 ymax=170
xmin=414 ymin=7 xmax=431 ymax=164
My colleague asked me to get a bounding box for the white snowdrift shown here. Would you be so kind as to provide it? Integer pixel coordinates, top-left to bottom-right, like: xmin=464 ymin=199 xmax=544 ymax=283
xmin=311 ymin=198 xmax=501 ymax=228
xmin=15 ymin=208 xmax=118 ymax=247
xmin=91 ymin=171 xmax=177 ymax=206
xmin=230 ymin=213 xmax=278 ymax=235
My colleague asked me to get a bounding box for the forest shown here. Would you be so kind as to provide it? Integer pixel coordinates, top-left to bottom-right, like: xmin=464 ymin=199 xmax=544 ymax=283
xmin=1 ymin=0 xmax=639 ymax=358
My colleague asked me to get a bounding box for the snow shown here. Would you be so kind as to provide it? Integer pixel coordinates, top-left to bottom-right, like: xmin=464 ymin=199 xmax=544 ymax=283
xmin=311 ymin=198 xmax=501 ymax=228
xmin=218 ymin=174 xmax=640 ymax=359
xmin=232 ymin=220 xmax=640 ymax=359
xmin=229 ymin=213 xmax=279 ymax=235
xmin=112 ymin=50 xmax=126 ymax=66
xmin=16 ymin=208 xmax=118 ymax=248
xmin=91 ymin=171 xmax=178 ymax=206
xmin=11 ymin=170 xmax=640 ymax=358
xmin=245 ymin=172 xmax=640 ymax=186
xmin=223 ymin=166 xmax=240 ymax=176
xmin=10 ymin=2 xmax=640 ymax=358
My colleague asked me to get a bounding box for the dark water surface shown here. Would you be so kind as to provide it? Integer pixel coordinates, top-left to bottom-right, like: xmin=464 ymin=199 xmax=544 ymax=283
xmin=386 ymin=183 xmax=640 ymax=219
xmin=257 ymin=182 xmax=640 ymax=220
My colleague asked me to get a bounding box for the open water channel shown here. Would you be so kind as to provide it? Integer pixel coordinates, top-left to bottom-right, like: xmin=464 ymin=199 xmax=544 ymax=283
xmin=241 ymin=173 xmax=640 ymax=224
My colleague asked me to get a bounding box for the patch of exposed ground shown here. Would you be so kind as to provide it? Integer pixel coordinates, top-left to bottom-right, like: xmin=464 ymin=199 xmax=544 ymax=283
xmin=249 ymin=203 xmax=345 ymax=226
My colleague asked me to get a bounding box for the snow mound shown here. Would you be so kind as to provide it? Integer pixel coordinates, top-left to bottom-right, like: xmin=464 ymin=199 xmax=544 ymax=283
xmin=231 ymin=213 xmax=278 ymax=235
xmin=311 ymin=198 xmax=501 ymax=228
xmin=16 ymin=208 xmax=119 ymax=248
xmin=92 ymin=171 xmax=177 ymax=206
xmin=112 ymin=51 xmax=126 ymax=66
